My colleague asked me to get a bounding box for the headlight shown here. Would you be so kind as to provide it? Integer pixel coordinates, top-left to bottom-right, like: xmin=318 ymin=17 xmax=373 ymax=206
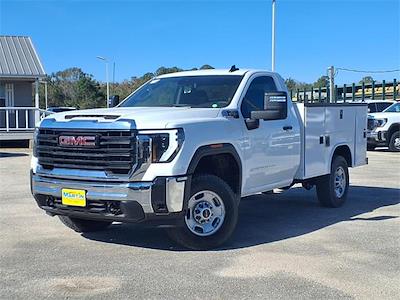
xmin=375 ymin=118 xmax=387 ymax=128
xmin=137 ymin=129 xmax=184 ymax=163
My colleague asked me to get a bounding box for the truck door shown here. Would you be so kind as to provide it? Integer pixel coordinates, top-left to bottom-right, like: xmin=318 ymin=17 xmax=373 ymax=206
xmin=240 ymin=75 xmax=300 ymax=194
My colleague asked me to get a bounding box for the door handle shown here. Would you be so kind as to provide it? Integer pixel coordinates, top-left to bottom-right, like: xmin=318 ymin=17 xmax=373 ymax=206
xmin=283 ymin=126 xmax=293 ymax=131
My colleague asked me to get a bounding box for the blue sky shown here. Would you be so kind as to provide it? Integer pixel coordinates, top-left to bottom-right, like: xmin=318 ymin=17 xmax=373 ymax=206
xmin=1 ymin=0 xmax=399 ymax=84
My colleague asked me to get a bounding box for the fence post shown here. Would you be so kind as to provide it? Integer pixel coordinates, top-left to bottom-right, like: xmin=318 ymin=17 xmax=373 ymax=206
xmin=303 ymin=89 xmax=307 ymax=103
xmin=290 ymin=90 xmax=293 ymax=100
xmin=362 ymin=82 xmax=365 ymax=101
xmin=394 ymin=79 xmax=397 ymax=101
xmin=296 ymin=88 xmax=300 ymax=102
xmin=334 ymin=85 xmax=338 ymax=103
xmin=25 ymin=110 xmax=29 ymax=129
xmin=311 ymin=86 xmax=314 ymax=102
xmin=382 ymin=80 xmax=386 ymax=100
xmin=16 ymin=110 xmax=19 ymax=129
xmin=318 ymin=87 xmax=322 ymax=102
xmin=5 ymin=110 xmax=9 ymax=132
xmin=343 ymin=84 xmax=347 ymax=102
xmin=326 ymin=86 xmax=329 ymax=103
xmin=372 ymin=81 xmax=375 ymax=99
xmin=352 ymin=83 xmax=355 ymax=101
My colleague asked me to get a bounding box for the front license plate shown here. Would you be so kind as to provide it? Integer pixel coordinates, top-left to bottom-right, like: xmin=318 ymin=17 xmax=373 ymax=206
xmin=61 ymin=189 xmax=86 ymax=207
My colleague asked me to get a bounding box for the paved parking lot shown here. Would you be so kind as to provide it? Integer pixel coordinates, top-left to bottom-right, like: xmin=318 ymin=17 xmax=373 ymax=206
xmin=0 ymin=149 xmax=399 ymax=299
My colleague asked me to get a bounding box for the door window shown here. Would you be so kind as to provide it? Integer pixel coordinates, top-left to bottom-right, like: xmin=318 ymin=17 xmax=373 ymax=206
xmin=241 ymin=76 xmax=277 ymax=118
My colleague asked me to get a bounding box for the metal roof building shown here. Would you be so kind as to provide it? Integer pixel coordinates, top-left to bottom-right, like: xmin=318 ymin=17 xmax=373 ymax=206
xmin=0 ymin=36 xmax=46 ymax=79
xmin=0 ymin=35 xmax=47 ymax=141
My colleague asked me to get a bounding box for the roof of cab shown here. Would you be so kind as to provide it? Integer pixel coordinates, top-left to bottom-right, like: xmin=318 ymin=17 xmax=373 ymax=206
xmin=157 ymin=68 xmax=272 ymax=78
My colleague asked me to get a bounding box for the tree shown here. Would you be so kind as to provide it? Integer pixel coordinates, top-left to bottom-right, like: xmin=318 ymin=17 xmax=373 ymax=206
xmin=314 ymin=76 xmax=329 ymax=88
xmin=155 ymin=66 xmax=183 ymax=76
xmin=39 ymin=65 xmax=218 ymax=109
xmin=285 ymin=78 xmax=297 ymax=91
xmin=43 ymin=68 xmax=105 ymax=109
xmin=359 ymin=76 xmax=374 ymax=84
xmin=200 ymin=64 xmax=214 ymax=70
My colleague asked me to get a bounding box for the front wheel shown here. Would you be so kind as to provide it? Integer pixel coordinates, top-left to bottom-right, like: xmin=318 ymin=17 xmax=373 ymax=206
xmin=388 ymin=131 xmax=400 ymax=152
xmin=167 ymin=174 xmax=238 ymax=250
xmin=316 ymin=156 xmax=349 ymax=208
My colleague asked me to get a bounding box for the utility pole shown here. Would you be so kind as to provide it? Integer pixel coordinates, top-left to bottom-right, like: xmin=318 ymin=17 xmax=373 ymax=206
xmin=96 ymin=56 xmax=110 ymax=108
xmin=271 ymin=0 xmax=276 ymax=71
xmin=328 ymin=66 xmax=335 ymax=103
xmin=112 ymin=62 xmax=116 ymax=96
xmin=44 ymin=81 xmax=48 ymax=110
xmin=113 ymin=62 xmax=115 ymax=84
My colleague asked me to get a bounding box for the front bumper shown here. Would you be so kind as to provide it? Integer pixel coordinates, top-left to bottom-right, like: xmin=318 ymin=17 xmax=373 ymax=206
xmin=367 ymin=130 xmax=387 ymax=145
xmin=31 ymin=171 xmax=188 ymax=224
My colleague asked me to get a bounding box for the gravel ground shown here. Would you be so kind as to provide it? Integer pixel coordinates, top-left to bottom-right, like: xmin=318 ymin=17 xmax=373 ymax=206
xmin=0 ymin=149 xmax=399 ymax=299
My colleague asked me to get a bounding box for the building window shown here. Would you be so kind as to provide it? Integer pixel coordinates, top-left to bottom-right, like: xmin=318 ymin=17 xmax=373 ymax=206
xmin=5 ymin=83 xmax=14 ymax=107
xmin=0 ymin=83 xmax=14 ymax=107
xmin=0 ymin=83 xmax=5 ymax=107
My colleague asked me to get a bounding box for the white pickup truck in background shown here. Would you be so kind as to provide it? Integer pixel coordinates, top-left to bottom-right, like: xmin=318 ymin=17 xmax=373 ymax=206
xmin=31 ymin=68 xmax=368 ymax=249
xmin=367 ymin=102 xmax=400 ymax=151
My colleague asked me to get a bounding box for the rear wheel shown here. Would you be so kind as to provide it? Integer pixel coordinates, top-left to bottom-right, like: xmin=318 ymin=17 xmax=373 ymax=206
xmin=316 ymin=156 xmax=349 ymax=208
xmin=388 ymin=131 xmax=400 ymax=152
xmin=58 ymin=216 xmax=112 ymax=233
xmin=167 ymin=174 xmax=238 ymax=250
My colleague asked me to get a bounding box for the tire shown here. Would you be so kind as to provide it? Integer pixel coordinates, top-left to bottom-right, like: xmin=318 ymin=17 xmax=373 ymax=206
xmin=58 ymin=215 xmax=112 ymax=233
xmin=316 ymin=155 xmax=349 ymax=208
xmin=388 ymin=131 xmax=400 ymax=152
xmin=167 ymin=174 xmax=238 ymax=250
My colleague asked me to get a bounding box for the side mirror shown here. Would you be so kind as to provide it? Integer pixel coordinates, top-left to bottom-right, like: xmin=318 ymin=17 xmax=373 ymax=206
xmin=245 ymin=118 xmax=259 ymax=130
xmin=251 ymin=110 xmax=283 ymax=120
xmin=251 ymin=91 xmax=288 ymax=121
xmin=109 ymin=95 xmax=120 ymax=108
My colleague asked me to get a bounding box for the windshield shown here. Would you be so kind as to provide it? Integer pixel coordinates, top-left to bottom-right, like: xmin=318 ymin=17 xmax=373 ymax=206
xmin=383 ymin=102 xmax=400 ymax=113
xmin=120 ymin=75 xmax=243 ymax=108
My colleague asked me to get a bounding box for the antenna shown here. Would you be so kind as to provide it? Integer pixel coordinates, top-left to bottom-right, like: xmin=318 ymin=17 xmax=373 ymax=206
xmin=229 ymin=65 xmax=239 ymax=72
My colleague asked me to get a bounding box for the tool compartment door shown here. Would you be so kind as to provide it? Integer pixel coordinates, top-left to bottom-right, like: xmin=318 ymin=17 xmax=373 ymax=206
xmin=304 ymin=106 xmax=328 ymax=178
xmin=354 ymin=105 xmax=368 ymax=166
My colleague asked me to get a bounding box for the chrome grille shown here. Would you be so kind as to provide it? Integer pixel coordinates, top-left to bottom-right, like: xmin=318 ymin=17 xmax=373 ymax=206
xmin=36 ymin=129 xmax=137 ymax=175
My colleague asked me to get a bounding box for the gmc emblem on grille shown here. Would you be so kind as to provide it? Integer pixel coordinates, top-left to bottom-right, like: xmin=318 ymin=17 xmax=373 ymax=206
xmin=58 ymin=135 xmax=97 ymax=147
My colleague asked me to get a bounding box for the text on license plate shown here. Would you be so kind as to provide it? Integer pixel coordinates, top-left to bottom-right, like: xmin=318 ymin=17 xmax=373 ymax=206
xmin=61 ymin=189 xmax=86 ymax=207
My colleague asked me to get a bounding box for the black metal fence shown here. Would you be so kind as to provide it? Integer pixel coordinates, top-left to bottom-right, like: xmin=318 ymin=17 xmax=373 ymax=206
xmin=291 ymin=79 xmax=399 ymax=103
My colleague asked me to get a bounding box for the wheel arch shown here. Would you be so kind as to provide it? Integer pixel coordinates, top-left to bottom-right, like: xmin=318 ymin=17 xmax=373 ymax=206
xmin=187 ymin=143 xmax=242 ymax=197
xmin=330 ymin=144 xmax=352 ymax=169
xmin=387 ymin=123 xmax=400 ymax=140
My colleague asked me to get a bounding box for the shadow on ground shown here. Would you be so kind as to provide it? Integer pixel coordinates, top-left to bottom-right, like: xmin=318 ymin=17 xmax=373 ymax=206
xmin=0 ymin=152 xmax=29 ymax=158
xmin=82 ymin=185 xmax=399 ymax=251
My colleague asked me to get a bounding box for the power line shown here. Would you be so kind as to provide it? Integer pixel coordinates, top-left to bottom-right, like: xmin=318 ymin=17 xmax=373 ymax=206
xmin=336 ymin=67 xmax=400 ymax=74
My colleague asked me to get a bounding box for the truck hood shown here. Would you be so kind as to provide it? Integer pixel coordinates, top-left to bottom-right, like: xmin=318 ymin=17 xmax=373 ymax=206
xmin=368 ymin=112 xmax=399 ymax=119
xmin=42 ymin=107 xmax=221 ymax=129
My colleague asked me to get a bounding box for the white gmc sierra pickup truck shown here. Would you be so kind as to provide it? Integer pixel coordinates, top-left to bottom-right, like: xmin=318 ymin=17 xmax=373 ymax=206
xmin=367 ymin=102 xmax=400 ymax=151
xmin=31 ymin=68 xmax=368 ymax=249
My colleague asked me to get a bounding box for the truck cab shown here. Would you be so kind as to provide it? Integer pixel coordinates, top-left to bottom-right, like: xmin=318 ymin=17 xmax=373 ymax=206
xmin=31 ymin=69 xmax=367 ymax=249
